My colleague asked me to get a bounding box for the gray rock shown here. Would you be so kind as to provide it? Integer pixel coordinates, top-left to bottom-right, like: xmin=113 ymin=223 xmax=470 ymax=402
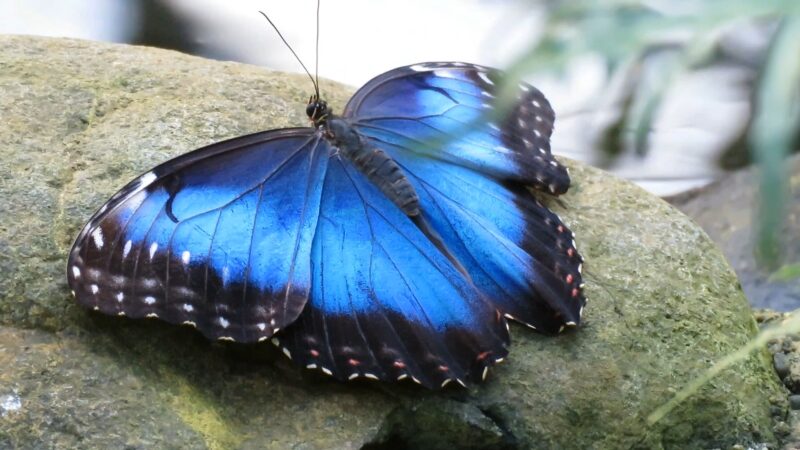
xmin=669 ymin=155 xmax=800 ymax=311
xmin=777 ymin=353 xmax=792 ymax=379
xmin=790 ymin=395 xmax=800 ymax=410
xmin=0 ymin=35 xmax=787 ymax=449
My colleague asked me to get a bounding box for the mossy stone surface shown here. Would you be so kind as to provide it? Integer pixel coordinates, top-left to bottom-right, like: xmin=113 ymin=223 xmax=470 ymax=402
xmin=0 ymin=35 xmax=787 ymax=449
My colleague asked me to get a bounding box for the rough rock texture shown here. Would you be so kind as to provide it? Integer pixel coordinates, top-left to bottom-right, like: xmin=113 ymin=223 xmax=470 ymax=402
xmin=670 ymin=155 xmax=800 ymax=311
xmin=754 ymin=310 xmax=800 ymax=448
xmin=0 ymin=35 xmax=788 ymax=449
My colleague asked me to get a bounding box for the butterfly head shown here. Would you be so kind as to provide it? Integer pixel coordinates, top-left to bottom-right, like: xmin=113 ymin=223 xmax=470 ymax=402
xmin=306 ymin=95 xmax=330 ymax=127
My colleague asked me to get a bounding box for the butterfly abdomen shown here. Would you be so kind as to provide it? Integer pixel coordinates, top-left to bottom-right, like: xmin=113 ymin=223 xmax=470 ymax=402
xmin=327 ymin=118 xmax=420 ymax=217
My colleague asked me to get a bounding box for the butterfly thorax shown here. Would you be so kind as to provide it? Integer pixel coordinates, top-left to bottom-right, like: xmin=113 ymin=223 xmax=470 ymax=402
xmin=322 ymin=115 xmax=421 ymax=218
xmin=307 ymin=96 xmax=419 ymax=217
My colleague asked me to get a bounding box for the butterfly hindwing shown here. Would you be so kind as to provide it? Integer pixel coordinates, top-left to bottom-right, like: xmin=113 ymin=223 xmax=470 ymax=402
xmin=68 ymin=129 xmax=330 ymax=342
xmin=344 ymin=62 xmax=585 ymax=331
xmin=277 ymin=158 xmax=510 ymax=388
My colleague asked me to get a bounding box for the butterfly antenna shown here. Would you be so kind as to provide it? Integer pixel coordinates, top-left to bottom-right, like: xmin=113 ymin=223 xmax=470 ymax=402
xmin=315 ymin=0 xmax=320 ymax=98
xmin=258 ymin=11 xmax=319 ymax=98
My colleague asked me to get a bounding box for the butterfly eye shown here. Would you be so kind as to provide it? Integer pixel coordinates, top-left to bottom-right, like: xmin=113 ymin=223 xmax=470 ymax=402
xmin=306 ymin=102 xmax=317 ymax=118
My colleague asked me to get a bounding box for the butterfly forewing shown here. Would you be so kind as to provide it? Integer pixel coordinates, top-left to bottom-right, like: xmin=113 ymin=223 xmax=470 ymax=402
xmin=345 ymin=62 xmax=569 ymax=194
xmin=68 ymin=129 xmax=329 ymax=342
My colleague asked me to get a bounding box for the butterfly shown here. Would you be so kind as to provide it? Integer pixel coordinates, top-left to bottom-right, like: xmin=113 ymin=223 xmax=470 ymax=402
xmin=67 ymin=61 xmax=585 ymax=388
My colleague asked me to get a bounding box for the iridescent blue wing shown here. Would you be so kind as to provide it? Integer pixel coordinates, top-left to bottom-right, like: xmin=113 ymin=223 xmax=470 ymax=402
xmin=275 ymin=157 xmax=510 ymax=388
xmin=344 ymin=62 xmax=569 ymax=194
xmin=67 ymin=129 xmax=329 ymax=343
xmin=344 ymin=62 xmax=585 ymax=333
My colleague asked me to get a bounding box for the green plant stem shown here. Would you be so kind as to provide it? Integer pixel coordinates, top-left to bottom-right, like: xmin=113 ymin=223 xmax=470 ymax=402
xmin=648 ymin=311 xmax=800 ymax=425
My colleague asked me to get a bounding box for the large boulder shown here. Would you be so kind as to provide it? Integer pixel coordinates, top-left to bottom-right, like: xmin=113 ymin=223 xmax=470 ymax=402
xmin=0 ymin=35 xmax=787 ymax=449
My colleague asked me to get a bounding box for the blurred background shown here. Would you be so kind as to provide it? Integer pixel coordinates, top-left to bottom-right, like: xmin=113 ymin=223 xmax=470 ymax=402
xmin=2 ymin=0 xmax=798 ymax=309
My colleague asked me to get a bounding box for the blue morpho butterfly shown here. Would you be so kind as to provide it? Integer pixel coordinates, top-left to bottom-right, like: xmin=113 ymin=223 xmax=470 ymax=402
xmin=67 ymin=59 xmax=586 ymax=388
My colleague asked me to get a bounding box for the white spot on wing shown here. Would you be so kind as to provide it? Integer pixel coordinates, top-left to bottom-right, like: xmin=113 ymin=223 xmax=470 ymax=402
xmin=149 ymin=242 xmax=158 ymax=260
xmin=410 ymin=64 xmax=427 ymax=72
xmin=71 ymin=266 xmax=81 ymax=278
xmin=116 ymin=292 xmax=124 ymax=302
xmin=90 ymin=284 xmax=99 ymax=294
xmin=183 ymin=303 xmax=193 ymax=312
xmin=144 ymin=296 xmax=156 ymax=305
xmin=219 ymin=317 xmax=230 ymax=328
xmin=91 ymin=228 xmax=104 ymax=249
xmin=477 ymin=71 xmax=493 ymax=85
xmin=257 ymin=323 xmax=266 ymax=331
xmin=433 ymin=69 xmax=458 ymax=79
xmin=122 ymin=240 xmax=132 ymax=258
xmin=139 ymin=171 xmax=157 ymax=188
xmin=181 ymin=250 xmax=190 ymax=265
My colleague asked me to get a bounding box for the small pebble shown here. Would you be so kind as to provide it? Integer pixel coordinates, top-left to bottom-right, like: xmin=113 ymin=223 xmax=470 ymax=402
xmin=790 ymin=395 xmax=800 ymax=410
xmin=773 ymin=421 xmax=791 ymax=437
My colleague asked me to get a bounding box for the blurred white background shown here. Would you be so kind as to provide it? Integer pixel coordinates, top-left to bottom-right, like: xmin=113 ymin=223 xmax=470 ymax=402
xmin=0 ymin=0 xmax=757 ymax=195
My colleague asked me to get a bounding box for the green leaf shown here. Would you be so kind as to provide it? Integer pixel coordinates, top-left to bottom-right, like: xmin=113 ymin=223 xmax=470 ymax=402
xmin=749 ymin=15 xmax=800 ymax=264
xmin=769 ymin=263 xmax=800 ymax=282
